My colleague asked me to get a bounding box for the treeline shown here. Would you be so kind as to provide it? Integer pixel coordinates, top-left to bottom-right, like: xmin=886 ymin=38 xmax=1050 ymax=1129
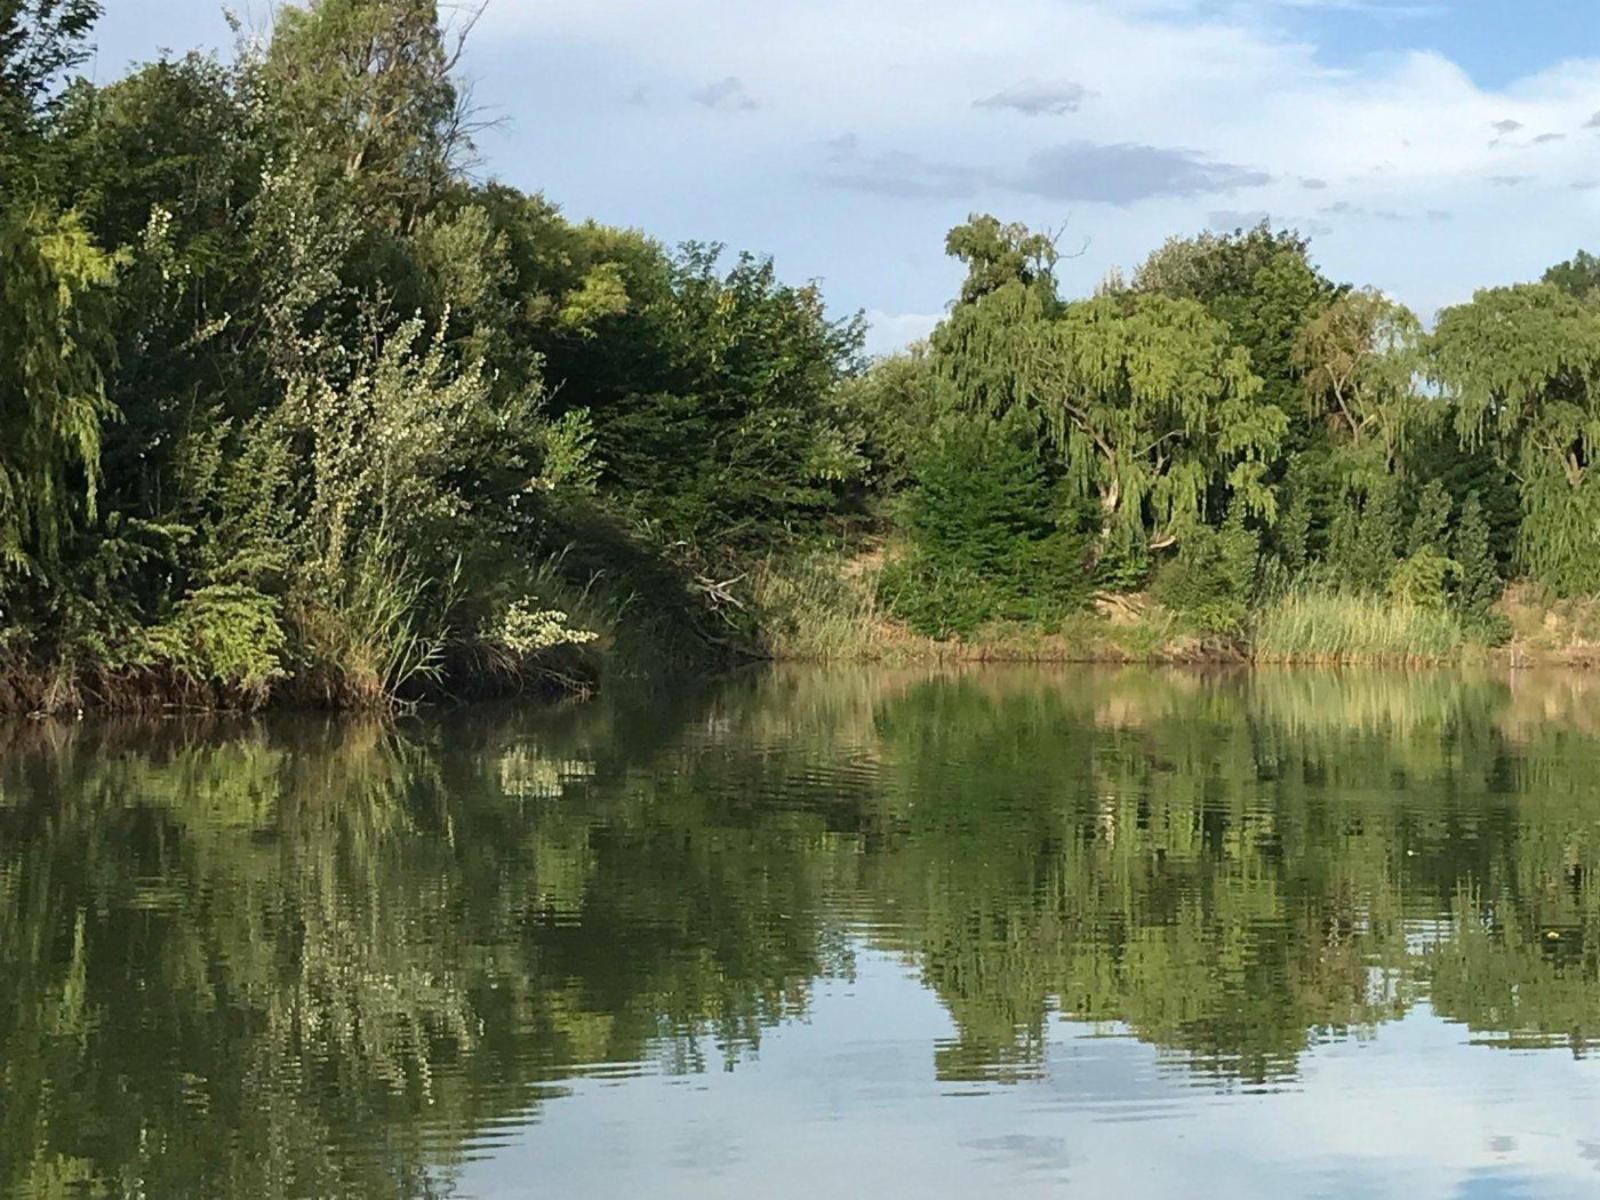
xmin=1 ymin=0 xmax=869 ymax=710
xmin=864 ymin=218 xmax=1600 ymax=652
xmin=7 ymin=1 xmax=1600 ymax=711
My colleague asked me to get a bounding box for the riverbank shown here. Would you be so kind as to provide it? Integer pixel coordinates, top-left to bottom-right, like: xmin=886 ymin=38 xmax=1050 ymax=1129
xmin=8 ymin=561 xmax=1598 ymax=719
xmin=749 ymin=555 xmax=1599 ymax=671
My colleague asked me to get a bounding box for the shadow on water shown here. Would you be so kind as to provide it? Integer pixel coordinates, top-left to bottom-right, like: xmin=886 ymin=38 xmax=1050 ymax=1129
xmin=5 ymin=665 xmax=1600 ymax=1195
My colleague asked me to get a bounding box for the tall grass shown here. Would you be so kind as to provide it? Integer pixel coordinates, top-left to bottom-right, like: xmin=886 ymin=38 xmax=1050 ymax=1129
xmin=749 ymin=551 xmax=887 ymax=660
xmin=1253 ymin=587 xmax=1464 ymax=664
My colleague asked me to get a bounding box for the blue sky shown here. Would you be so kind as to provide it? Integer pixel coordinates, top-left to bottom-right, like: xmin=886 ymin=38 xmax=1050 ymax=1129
xmin=93 ymin=1 xmax=1600 ymax=353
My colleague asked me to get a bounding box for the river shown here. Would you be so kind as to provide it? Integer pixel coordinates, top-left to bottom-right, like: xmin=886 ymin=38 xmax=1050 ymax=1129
xmin=4 ymin=666 xmax=1600 ymax=1197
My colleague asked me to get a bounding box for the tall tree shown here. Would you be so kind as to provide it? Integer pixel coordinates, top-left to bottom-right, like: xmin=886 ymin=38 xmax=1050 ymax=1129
xmin=260 ymin=0 xmax=475 ymax=229
xmin=1294 ymin=287 xmax=1424 ymax=481
xmin=1431 ymin=283 xmax=1600 ymax=595
xmin=0 ymin=210 xmax=119 ymax=577
xmin=1543 ymin=250 xmax=1600 ymax=302
xmin=0 ymin=0 xmax=99 ymax=157
xmin=1132 ymin=222 xmax=1339 ymax=431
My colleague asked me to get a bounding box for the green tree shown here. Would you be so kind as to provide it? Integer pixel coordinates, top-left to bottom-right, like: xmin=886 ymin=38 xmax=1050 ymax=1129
xmin=259 ymin=0 xmax=473 ymax=228
xmin=1133 ymin=222 xmax=1339 ymax=435
xmin=1327 ymin=474 xmax=1402 ymax=593
xmin=1294 ymin=287 xmax=1424 ymax=481
xmin=1453 ymin=491 xmax=1503 ymax=628
xmin=1407 ymin=479 xmax=1452 ymax=556
xmin=1032 ymin=292 xmax=1281 ymax=552
xmin=1431 ymin=283 xmax=1600 ymax=595
xmin=1543 ymin=249 xmax=1600 ymax=301
xmin=0 ymin=0 xmax=100 ymax=151
xmin=881 ymin=411 xmax=1091 ymax=638
xmin=0 ymin=210 xmax=119 ymax=579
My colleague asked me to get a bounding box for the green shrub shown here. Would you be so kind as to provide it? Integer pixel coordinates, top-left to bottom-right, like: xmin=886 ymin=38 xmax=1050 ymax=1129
xmin=1149 ymin=513 xmax=1260 ymax=634
xmin=1327 ymin=476 xmax=1403 ymax=593
xmin=136 ymin=584 xmax=286 ymax=699
xmin=878 ymin=413 xmax=1092 ymax=639
xmin=1453 ymin=491 xmax=1503 ymax=621
xmin=1386 ymin=548 xmax=1458 ymax=608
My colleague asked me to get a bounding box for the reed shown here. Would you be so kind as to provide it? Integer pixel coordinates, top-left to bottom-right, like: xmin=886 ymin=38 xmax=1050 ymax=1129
xmin=1253 ymin=587 xmax=1464 ymax=664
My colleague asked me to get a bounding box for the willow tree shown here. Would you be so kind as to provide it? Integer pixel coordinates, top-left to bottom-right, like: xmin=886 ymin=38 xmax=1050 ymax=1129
xmin=1293 ymin=287 xmax=1423 ymax=481
xmin=930 ymin=217 xmax=1279 ymax=555
xmin=1431 ymin=283 xmax=1600 ymax=595
xmin=1031 ymin=293 xmax=1280 ymax=552
xmin=0 ymin=211 xmax=119 ymax=578
xmin=261 ymin=0 xmax=477 ymax=230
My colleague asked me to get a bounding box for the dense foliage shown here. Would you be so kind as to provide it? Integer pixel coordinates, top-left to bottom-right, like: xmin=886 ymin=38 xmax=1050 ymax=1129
xmin=867 ymin=211 xmax=1600 ymax=645
xmin=0 ymin=1 xmax=869 ymax=709
xmin=7 ymin=0 xmax=1600 ymax=708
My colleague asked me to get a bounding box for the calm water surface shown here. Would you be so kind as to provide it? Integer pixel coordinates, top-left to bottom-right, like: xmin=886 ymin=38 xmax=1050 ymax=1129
xmin=7 ymin=666 xmax=1600 ymax=1197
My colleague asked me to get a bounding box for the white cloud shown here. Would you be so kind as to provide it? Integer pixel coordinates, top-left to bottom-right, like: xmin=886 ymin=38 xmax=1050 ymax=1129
xmin=463 ymin=0 xmax=1600 ymax=324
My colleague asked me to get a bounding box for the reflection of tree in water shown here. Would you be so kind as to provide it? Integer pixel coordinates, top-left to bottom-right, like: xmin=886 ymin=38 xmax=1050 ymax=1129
xmin=851 ymin=667 xmax=1600 ymax=1082
xmin=0 ymin=701 xmax=849 ymax=1198
xmin=6 ymin=667 xmax=1600 ymax=1192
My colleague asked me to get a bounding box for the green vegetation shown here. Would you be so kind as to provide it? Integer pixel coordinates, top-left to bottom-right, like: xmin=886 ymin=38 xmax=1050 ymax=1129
xmin=11 ymin=0 xmax=1600 ymax=710
xmin=1253 ymin=586 xmax=1465 ymax=664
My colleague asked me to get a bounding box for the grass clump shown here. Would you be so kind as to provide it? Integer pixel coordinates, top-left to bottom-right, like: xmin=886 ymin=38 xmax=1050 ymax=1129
xmin=1254 ymin=586 xmax=1464 ymax=663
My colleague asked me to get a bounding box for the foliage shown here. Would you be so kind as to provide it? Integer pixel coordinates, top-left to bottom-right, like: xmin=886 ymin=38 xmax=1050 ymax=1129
xmin=1431 ymin=283 xmax=1600 ymax=595
xmin=491 ymin=600 xmax=599 ymax=656
xmin=1326 ymin=474 xmax=1403 ymax=593
xmin=11 ymin=0 xmax=1600 ymax=703
xmin=1543 ymin=249 xmax=1600 ymax=301
xmin=0 ymin=209 xmax=120 ymax=579
xmin=930 ymin=217 xmax=1284 ymax=563
xmin=1132 ymin=221 xmax=1340 ymax=434
xmin=1294 ymin=287 xmax=1423 ymax=478
xmin=1035 ymin=293 xmax=1284 ymax=548
xmin=1386 ymin=548 xmax=1458 ymax=608
xmin=1149 ymin=510 xmax=1260 ymax=634
xmin=878 ymin=413 xmax=1092 ymax=639
xmin=1453 ymin=491 xmax=1505 ymax=639
xmin=1254 ymin=586 xmax=1464 ymax=662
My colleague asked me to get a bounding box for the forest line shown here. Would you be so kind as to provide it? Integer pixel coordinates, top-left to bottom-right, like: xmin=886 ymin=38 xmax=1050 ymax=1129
xmin=7 ymin=0 xmax=1600 ymax=711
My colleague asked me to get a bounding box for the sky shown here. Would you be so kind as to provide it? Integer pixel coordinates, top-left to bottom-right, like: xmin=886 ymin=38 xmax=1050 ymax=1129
xmin=90 ymin=0 xmax=1600 ymax=354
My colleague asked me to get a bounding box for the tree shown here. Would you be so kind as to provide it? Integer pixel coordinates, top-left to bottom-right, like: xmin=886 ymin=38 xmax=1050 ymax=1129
xmin=1294 ymin=288 xmax=1424 ymax=480
xmin=1543 ymin=250 xmax=1600 ymax=302
xmin=1453 ymin=491 xmax=1502 ymax=625
xmin=1326 ymin=473 xmax=1402 ymax=593
xmin=1407 ymin=479 xmax=1452 ymax=557
xmin=260 ymin=0 xmax=477 ymax=228
xmin=1431 ymin=283 xmax=1600 ymax=595
xmin=927 ymin=217 xmax=1282 ymax=558
xmin=0 ymin=0 xmax=99 ymax=151
xmin=944 ymin=213 xmax=1060 ymax=304
xmin=881 ymin=410 xmax=1091 ymax=638
xmin=1133 ymin=222 xmax=1339 ymax=428
xmin=572 ymin=243 xmax=867 ymax=545
xmin=0 ymin=209 xmax=119 ymax=578
xmin=1031 ymin=292 xmax=1281 ymax=552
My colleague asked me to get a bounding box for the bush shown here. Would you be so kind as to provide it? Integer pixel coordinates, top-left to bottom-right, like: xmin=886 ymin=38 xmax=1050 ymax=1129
xmin=1386 ymin=549 xmax=1458 ymax=608
xmin=1149 ymin=513 xmax=1260 ymax=635
xmin=878 ymin=413 xmax=1092 ymax=639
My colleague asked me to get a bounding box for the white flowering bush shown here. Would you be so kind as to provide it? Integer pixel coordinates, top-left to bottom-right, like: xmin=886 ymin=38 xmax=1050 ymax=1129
xmin=492 ymin=600 xmax=599 ymax=657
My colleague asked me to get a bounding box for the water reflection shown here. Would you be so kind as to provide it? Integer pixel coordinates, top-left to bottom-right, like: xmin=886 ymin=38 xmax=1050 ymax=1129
xmin=4 ymin=667 xmax=1600 ymax=1196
